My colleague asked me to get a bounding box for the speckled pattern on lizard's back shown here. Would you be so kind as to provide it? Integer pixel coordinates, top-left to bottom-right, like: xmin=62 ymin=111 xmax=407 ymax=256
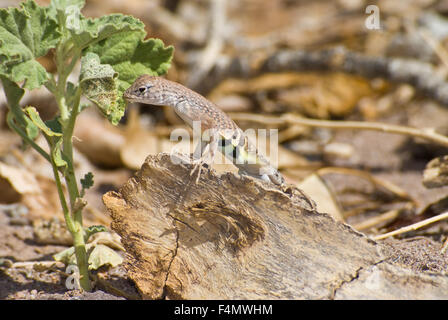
xmin=124 ymin=75 xmax=239 ymax=135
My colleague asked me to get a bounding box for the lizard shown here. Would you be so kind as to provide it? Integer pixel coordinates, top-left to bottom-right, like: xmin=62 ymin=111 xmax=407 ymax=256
xmin=123 ymin=75 xmax=285 ymax=186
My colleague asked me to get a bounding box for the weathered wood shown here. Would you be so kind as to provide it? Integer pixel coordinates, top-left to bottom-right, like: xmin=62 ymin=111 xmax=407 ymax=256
xmin=334 ymin=262 xmax=448 ymax=300
xmin=103 ymin=153 xmax=448 ymax=299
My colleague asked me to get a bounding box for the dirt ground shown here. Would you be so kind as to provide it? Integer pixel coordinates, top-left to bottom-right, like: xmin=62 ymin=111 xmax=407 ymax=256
xmin=1 ymin=210 xmax=447 ymax=300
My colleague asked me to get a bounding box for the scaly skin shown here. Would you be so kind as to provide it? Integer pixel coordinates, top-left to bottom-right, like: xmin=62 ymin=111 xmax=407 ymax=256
xmin=123 ymin=75 xmax=285 ymax=186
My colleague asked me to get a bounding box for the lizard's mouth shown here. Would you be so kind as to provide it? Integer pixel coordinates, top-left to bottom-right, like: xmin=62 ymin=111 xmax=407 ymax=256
xmin=123 ymin=92 xmax=138 ymax=102
xmin=123 ymin=96 xmax=135 ymax=102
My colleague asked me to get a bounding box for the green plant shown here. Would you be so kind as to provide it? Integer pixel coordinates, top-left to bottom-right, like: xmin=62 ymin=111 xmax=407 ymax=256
xmin=0 ymin=0 xmax=173 ymax=291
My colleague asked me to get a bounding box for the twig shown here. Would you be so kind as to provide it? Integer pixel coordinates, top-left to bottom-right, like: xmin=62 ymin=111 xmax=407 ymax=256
xmin=352 ymin=209 xmax=401 ymax=231
xmin=373 ymin=211 xmax=448 ymax=240
xmin=229 ymin=113 xmax=448 ymax=148
xmin=418 ymin=27 xmax=448 ymax=73
xmin=11 ymin=261 xmax=65 ymax=269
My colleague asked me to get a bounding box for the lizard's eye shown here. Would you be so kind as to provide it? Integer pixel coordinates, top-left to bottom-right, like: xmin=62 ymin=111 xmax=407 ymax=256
xmin=136 ymin=84 xmax=153 ymax=94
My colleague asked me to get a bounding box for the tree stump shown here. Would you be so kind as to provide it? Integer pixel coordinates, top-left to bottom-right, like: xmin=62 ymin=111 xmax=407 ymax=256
xmin=103 ymin=153 xmax=448 ymax=299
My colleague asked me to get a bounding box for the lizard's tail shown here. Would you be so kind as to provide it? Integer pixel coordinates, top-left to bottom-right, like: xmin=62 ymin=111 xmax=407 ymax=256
xmin=220 ymin=134 xmax=285 ymax=186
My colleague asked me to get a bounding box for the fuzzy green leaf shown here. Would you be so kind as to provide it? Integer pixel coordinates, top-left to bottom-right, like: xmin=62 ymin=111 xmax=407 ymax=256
xmin=70 ymin=14 xmax=145 ymax=51
xmin=88 ymin=244 xmax=123 ymax=270
xmin=80 ymin=52 xmax=123 ymax=124
xmin=49 ymin=5 xmax=145 ymax=52
xmin=54 ymin=242 xmax=123 ymax=270
xmin=1 ymin=76 xmax=39 ymax=139
xmin=0 ymin=75 xmax=24 ymax=107
xmin=53 ymin=246 xmax=76 ymax=265
xmin=51 ymin=138 xmax=67 ymax=168
xmin=80 ymin=171 xmax=94 ymax=198
xmin=86 ymin=29 xmax=174 ymax=101
xmin=45 ymin=117 xmax=63 ymax=135
xmin=0 ymin=0 xmax=61 ymax=89
xmin=25 ymin=106 xmax=62 ymax=137
xmin=84 ymin=224 xmax=106 ymax=242
xmin=80 ymin=52 xmax=117 ymax=81
xmin=48 ymin=0 xmax=85 ymax=15
xmin=47 ymin=0 xmax=84 ymax=31
xmin=81 ymin=171 xmax=94 ymax=190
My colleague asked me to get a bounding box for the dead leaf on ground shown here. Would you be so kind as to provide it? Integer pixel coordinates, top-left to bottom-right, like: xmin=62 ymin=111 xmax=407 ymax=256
xmin=298 ymin=173 xmax=343 ymax=221
xmin=0 ymin=161 xmax=62 ymax=220
xmin=210 ymin=72 xmax=373 ymax=118
xmin=423 ymin=155 xmax=448 ymax=188
xmin=74 ymin=111 xmax=125 ymax=168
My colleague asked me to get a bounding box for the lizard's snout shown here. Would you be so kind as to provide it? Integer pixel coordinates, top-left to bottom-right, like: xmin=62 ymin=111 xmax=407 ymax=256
xmin=123 ymin=87 xmax=134 ymax=100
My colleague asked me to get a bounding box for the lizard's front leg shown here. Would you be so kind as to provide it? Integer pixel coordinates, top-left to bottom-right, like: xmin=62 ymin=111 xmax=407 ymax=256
xmin=190 ymin=128 xmax=219 ymax=183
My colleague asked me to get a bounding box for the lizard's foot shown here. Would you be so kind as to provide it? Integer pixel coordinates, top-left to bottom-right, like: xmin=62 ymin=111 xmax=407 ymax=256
xmin=190 ymin=157 xmax=207 ymax=183
xmin=190 ymin=136 xmax=218 ymax=184
xmin=238 ymin=168 xmax=285 ymax=186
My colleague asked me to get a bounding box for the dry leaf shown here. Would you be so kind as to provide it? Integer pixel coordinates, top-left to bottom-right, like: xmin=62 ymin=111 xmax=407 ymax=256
xmin=0 ymin=162 xmax=40 ymax=196
xmin=298 ymin=173 xmax=344 ymax=221
xmin=74 ymin=111 xmax=125 ymax=167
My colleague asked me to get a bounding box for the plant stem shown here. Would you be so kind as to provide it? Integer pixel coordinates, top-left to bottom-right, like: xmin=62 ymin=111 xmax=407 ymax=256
xmin=374 ymin=211 xmax=448 ymax=240
xmin=60 ymin=94 xmax=91 ymax=291
xmin=53 ymin=44 xmax=91 ymax=291
xmin=50 ymin=153 xmax=75 ymax=233
xmin=72 ymin=221 xmax=91 ymax=291
xmin=63 ymin=85 xmax=82 ymax=223
xmin=9 ymin=99 xmax=91 ymax=291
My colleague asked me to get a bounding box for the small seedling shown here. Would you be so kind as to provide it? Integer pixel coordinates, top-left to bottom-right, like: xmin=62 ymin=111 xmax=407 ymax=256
xmin=0 ymin=0 xmax=173 ymax=291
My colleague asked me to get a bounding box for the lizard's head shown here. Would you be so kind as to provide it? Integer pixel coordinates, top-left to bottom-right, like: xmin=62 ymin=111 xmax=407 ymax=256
xmin=123 ymin=75 xmax=166 ymax=105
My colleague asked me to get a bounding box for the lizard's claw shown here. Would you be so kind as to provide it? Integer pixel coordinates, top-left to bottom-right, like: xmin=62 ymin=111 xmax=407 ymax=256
xmin=190 ymin=136 xmax=218 ymax=184
xmin=190 ymin=157 xmax=207 ymax=184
